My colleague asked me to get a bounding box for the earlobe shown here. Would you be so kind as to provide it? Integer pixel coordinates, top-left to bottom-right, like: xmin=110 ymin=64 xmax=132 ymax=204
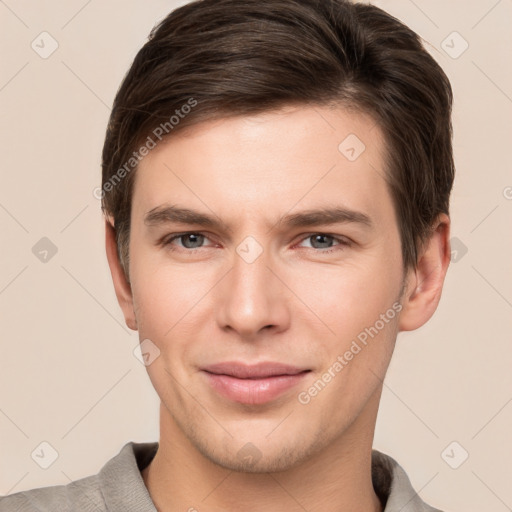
xmin=398 ymin=214 xmax=451 ymax=332
xmin=104 ymin=217 xmax=138 ymax=331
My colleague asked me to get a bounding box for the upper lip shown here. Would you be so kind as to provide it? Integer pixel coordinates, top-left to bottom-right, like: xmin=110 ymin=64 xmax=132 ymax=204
xmin=201 ymin=362 xmax=310 ymax=379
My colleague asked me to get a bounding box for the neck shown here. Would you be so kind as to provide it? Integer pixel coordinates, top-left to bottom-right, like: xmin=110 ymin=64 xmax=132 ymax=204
xmin=142 ymin=395 xmax=383 ymax=512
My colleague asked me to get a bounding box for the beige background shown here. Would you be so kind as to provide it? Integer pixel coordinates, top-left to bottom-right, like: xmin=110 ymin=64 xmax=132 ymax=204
xmin=1 ymin=1 xmax=511 ymax=510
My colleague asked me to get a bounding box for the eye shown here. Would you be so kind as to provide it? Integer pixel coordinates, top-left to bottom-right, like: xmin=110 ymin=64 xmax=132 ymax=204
xmin=163 ymin=232 xmax=213 ymax=250
xmin=296 ymin=233 xmax=351 ymax=253
xmin=160 ymin=231 xmax=351 ymax=254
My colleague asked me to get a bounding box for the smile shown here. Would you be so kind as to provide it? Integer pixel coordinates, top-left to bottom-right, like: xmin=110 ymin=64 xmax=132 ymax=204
xmin=201 ymin=362 xmax=311 ymax=405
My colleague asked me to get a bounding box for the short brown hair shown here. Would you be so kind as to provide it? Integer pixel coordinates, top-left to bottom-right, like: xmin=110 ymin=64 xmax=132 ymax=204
xmin=101 ymin=0 xmax=454 ymax=280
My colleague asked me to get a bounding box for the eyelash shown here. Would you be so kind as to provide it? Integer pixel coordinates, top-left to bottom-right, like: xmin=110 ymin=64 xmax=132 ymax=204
xmin=161 ymin=232 xmax=351 ymax=255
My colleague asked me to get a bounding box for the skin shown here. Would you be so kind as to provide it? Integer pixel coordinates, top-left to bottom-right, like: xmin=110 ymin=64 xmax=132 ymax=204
xmin=105 ymin=104 xmax=451 ymax=512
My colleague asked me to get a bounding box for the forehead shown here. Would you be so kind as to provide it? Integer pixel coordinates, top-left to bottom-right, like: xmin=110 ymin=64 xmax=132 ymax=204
xmin=132 ymin=105 xmax=392 ymax=229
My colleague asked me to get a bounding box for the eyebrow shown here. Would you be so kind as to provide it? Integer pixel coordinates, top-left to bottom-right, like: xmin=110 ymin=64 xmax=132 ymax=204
xmin=144 ymin=204 xmax=373 ymax=231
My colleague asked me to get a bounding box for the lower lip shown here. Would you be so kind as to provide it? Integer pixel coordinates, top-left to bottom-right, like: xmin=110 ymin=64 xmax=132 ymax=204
xmin=202 ymin=371 xmax=309 ymax=405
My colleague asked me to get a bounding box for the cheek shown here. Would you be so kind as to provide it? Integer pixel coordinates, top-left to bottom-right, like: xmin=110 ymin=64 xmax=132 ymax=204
xmin=308 ymin=274 xmax=401 ymax=405
xmin=291 ymin=253 xmax=402 ymax=338
xmin=133 ymin=272 xmax=203 ymax=340
xmin=130 ymin=261 xmax=227 ymax=382
xmin=129 ymin=235 xmax=215 ymax=327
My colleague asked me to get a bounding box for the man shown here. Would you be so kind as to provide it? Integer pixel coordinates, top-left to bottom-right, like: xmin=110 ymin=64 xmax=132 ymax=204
xmin=1 ymin=0 xmax=453 ymax=510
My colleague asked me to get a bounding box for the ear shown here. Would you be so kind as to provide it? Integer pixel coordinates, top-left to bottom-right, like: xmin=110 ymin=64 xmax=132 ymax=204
xmin=105 ymin=217 xmax=138 ymax=331
xmin=398 ymin=213 xmax=451 ymax=332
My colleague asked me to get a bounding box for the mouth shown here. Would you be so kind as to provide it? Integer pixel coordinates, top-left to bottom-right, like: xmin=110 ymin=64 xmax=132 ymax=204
xmin=201 ymin=361 xmax=311 ymax=405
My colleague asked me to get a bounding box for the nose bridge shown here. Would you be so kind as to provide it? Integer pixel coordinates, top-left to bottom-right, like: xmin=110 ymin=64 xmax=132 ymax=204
xmin=216 ymin=234 xmax=288 ymax=336
xmin=232 ymin=236 xmax=271 ymax=293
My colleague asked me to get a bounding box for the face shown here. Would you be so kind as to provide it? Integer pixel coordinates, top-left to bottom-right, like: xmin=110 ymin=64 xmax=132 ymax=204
xmin=122 ymin=105 xmax=408 ymax=472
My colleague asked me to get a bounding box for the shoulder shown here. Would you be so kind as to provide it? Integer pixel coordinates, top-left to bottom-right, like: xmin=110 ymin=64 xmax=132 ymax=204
xmin=0 ymin=441 xmax=158 ymax=512
xmin=0 ymin=474 xmax=103 ymax=512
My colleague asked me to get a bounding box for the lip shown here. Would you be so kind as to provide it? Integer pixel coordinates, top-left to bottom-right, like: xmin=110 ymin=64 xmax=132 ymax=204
xmin=201 ymin=362 xmax=310 ymax=405
xmin=202 ymin=361 xmax=308 ymax=379
xmin=201 ymin=361 xmax=311 ymax=405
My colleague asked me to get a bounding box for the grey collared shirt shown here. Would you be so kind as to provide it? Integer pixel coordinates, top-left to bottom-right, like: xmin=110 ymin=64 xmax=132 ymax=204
xmin=0 ymin=442 xmax=444 ymax=511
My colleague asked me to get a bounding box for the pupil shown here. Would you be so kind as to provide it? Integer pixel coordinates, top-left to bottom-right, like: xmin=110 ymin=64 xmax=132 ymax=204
xmin=184 ymin=234 xmax=202 ymax=248
xmin=313 ymin=234 xmax=331 ymax=248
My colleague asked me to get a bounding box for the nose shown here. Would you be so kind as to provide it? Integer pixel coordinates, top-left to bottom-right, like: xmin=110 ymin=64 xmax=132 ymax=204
xmin=215 ymin=242 xmax=290 ymax=340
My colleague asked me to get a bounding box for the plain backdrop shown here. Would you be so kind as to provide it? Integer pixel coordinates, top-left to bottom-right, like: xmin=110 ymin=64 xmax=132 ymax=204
xmin=1 ymin=1 xmax=511 ymax=511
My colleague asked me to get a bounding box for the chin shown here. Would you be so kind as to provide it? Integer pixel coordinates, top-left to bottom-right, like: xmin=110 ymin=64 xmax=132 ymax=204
xmin=195 ymin=433 xmax=325 ymax=474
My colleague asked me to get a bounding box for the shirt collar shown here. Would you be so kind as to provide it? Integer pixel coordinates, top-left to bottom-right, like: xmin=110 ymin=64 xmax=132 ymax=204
xmin=99 ymin=442 xmax=157 ymax=511
xmin=371 ymin=449 xmax=442 ymax=511
xmin=99 ymin=442 xmax=441 ymax=511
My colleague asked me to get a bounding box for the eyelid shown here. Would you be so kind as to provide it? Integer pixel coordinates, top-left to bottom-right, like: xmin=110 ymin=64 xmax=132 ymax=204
xmin=161 ymin=231 xmax=217 ymax=248
xmin=293 ymin=232 xmax=352 ymax=247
